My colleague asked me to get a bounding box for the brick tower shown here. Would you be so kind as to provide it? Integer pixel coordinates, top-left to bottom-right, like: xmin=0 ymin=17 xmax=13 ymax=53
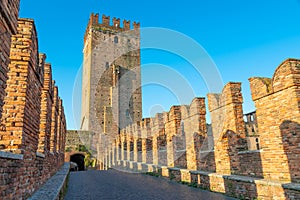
xmin=81 ymin=13 xmax=142 ymax=136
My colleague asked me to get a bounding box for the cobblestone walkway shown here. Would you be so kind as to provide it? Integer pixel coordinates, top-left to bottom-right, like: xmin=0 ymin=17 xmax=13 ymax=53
xmin=65 ymin=170 xmax=236 ymax=200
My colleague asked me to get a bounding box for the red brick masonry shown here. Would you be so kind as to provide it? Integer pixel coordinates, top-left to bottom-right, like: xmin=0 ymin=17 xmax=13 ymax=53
xmin=104 ymin=59 xmax=300 ymax=200
xmin=0 ymin=1 xmax=67 ymax=198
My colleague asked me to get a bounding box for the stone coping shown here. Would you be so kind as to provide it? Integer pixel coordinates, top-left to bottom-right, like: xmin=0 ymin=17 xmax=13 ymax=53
xmin=190 ymin=170 xmax=214 ymax=176
xmin=36 ymin=152 xmax=45 ymax=158
xmin=238 ymin=149 xmax=262 ymax=155
xmin=113 ymin=161 xmax=300 ymax=192
xmin=168 ymin=167 xmax=181 ymax=171
xmin=282 ymin=183 xmax=300 ymax=191
xmin=224 ymin=174 xmax=260 ymax=183
xmin=28 ymin=162 xmax=70 ymax=200
xmin=199 ymin=150 xmax=215 ymax=154
xmin=158 ymin=150 xmax=167 ymax=152
xmin=0 ymin=151 xmax=23 ymax=160
xmin=180 ymin=167 xmax=300 ymax=187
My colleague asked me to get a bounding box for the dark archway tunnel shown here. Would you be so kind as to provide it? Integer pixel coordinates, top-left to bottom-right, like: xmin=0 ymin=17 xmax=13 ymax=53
xmin=70 ymin=154 xmax=85 ymax=171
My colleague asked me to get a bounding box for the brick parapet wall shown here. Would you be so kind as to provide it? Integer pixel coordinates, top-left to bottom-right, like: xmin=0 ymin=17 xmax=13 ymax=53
xmin=207 ymin=82 xmax=248 ymax=175
xmin=181 ymin=98 xmax=208 ymax=171
xmin=165 ymin=106 xmax=181 ymax=167
xmin=0 ymin=0 xmax=20 ymax=120
xmin=38 ymin=62 xmax=54 ymax=159
xmin=0 ymin=17 xmax=67 ymax=199
xmin=103 ymin=59 xmax=300 ymax=199
xmin=50 ymin=85 xmax=59 ymax=153
xmin=150 ymin=113 xmax=164 ymax=165
xmin=0 ymin=18 xmax=41 ymax=154
xmin=249 ymin=58 xmax=300 ymax=183
xmin=38 ymin=57 xmax=52 ymax=154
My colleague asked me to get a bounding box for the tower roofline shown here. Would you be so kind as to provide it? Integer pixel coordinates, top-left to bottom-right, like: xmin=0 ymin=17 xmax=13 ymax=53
xmin=84 ymin=13 xmax=140 ymax=44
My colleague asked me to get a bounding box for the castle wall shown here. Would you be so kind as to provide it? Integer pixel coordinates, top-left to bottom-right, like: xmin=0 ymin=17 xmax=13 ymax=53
xmin=101 ymin=59 xmax=300 ymax=199
xmin=0 ymin=18 xmax=67 ymax=199
xmin=249 ymin=58 xmax=300 ymax=183
xmin=0 ymin=0 xmax=20 ymax=120
xmin=150 ymin=113 xmax=164 ymax=165
xmin=207 ymin=83 xmax=248 ymax=175
xmin=38 ymin=61 xmax=52 ymax=154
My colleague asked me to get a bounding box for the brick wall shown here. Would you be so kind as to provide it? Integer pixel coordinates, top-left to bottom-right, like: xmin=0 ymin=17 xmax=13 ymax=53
xmin=249 ymin=58 xmax=300 ymax=183
xmin=101 ymin=58 xmax=300 ymax=199
xmin=0 ymin=18 xmax=67 ymax=199
xmin=207 ymin=83 xmax=248 ymax=175
xmin=0 ymin=0 xmax=20 ymax=121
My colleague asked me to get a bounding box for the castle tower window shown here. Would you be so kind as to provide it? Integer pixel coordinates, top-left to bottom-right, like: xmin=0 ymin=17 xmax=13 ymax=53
xmin=114 ymin=36 xmax=119 ymax=43
xmin=105 ymin=62 xmax=109 ymax=69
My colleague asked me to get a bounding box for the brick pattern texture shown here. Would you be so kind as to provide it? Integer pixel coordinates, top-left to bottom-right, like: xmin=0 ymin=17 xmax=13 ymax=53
xmin=101 ymin=59 xmax=300 ymax=199
xmin=0 ymin=7 xmax=67 ymax=199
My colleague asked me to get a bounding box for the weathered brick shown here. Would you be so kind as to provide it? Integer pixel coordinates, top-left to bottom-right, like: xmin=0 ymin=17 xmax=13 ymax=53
xmin=249 ymin=58 xmax=300 ymax=183
xmin=104 ymin=58 xmax=300 ymax=199
xmin=0 ymin=15 xmax=67 ymax=200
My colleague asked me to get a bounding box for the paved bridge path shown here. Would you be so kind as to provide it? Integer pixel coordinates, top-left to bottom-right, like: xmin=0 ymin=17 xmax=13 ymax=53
xmin=65 ymin=170 xmax=236 ymax=200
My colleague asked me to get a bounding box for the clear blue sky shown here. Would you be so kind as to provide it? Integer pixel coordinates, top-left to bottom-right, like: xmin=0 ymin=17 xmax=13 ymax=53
xmin=19 ymin=0 xmax=300 ymax=130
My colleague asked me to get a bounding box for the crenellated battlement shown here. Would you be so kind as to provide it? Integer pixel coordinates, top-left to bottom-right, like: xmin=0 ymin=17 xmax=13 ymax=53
xmin=0 ymin=12 xmax=67 ymax=199
xmin=84 ymin=13 xmax=140 ymax=44
xmin=97 ymin=58 xmax=300 ymax=199
xmin=249 ymin=58 xmax=300 ymax=101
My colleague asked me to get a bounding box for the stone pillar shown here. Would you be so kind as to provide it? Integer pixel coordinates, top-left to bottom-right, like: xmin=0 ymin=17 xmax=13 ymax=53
xmin=97 ymin=143 xmax=101 ymax=170
xmin=141 ymin=118 xmax=150 ymax=163
xmin=152 ymin=135 xmax=158 ymax=165
xmin=133 ymin=137 xmax=138 ymax=162
xmin=141 ymin=139 xmax=146 ymax=163
xmin=111 ymin=142 xmax=115 ymax=166
xmin=120 ymin=131 xmax=125 ymax=161
xmin=133 ymin=121 xmax=142 ymax=162
xmin=141 ymin=121 xmax=146 ymax=163
xmin=56 ymin=98 xmax=63 ymax=165
xmin=208 ymin=82 xmax=246 ymax=175
xmin=166 ymin=135 xmax=174 ymax=167
xmin=108 ymin=145 xmax=112 ymax=168
xmin=38 ymin=57 xmax=53 ymax=155
xmin=112 ymin=143 xmax=115 ymax=166
xmin=150 ymin=114 xmax=165 ymax=166
xmin=183 ymin=98 xmax=207 ymax=171
xmin=126 ymin=125 xmax=131 ymax=162
xmin=165 ymin=106 xmax=181 ymax=167
xmin=249 ymin=59 xmax=300 ymax=182
xmin=101 ymin=154 xmax=104 ymax=170
xmin=127 ymin=137 xmax=131 ymax=162
xmin=173 ymin=111 xmax=186 ymax=169
xmin=100 ymin=157 xmax=103 ymax=170
xmin=115 ymin=137 xmax=119 ymax=163
xmin=105 ymin=148 xmax=108 ymax=170
xmin=157 ymin=114 xmax=167 ymax=167
xmin=50 ymin=85 xmax=59 ymax=154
